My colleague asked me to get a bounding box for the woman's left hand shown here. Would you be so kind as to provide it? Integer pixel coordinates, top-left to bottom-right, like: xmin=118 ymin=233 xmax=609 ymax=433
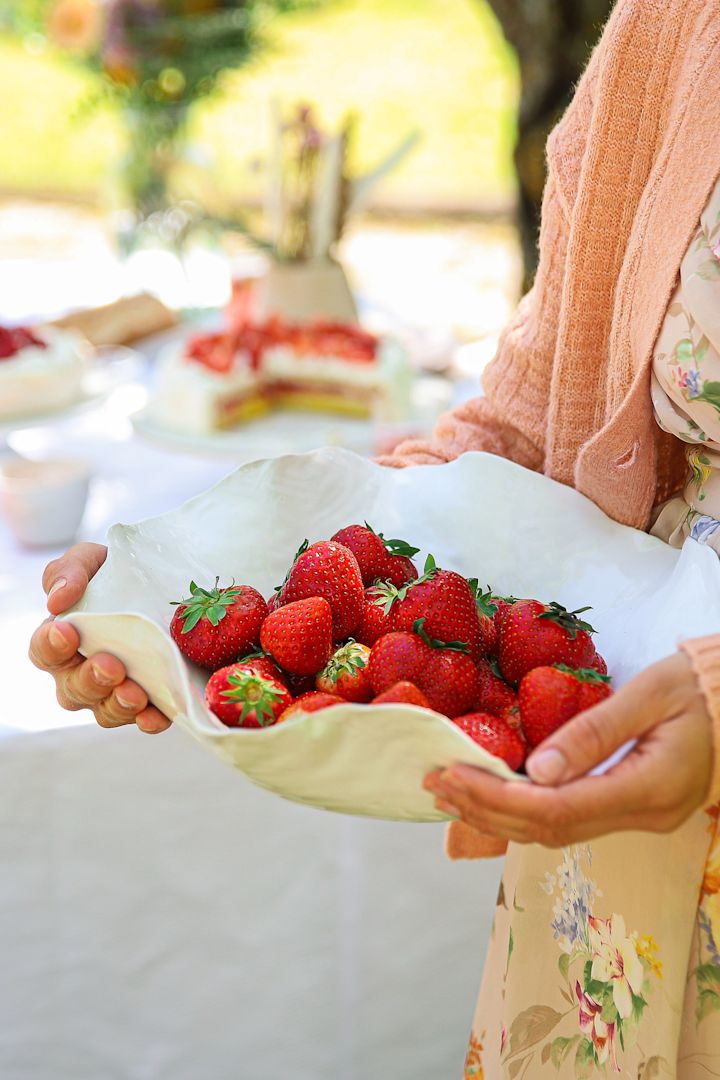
xmin=424 ymin=651 xmax=715 ymax=847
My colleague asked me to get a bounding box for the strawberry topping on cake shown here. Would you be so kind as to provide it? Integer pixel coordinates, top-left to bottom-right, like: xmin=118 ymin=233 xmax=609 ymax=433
xmin=0 ymin=326 xmax=47 ymax=361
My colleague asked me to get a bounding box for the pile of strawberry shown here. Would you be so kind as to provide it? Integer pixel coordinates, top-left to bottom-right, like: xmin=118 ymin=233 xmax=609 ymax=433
xmin=169 ymin=523 xmax=612 ymax=772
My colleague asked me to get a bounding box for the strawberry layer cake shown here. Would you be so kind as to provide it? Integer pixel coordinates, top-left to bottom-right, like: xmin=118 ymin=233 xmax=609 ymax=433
xmin=152 ymin=318 xmax=410 ymax=435
xmin=0 ymin=324 xmax=90 ymax=420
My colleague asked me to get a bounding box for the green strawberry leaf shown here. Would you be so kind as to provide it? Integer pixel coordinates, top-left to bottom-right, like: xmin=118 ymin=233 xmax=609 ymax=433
xmin=554 ymin=664 xmax=611 ymax=685
xmin=423 ymin=553 xmax=437 ymax=575
xmin=412 ymin=617 xmax=470 ymax=653
xmin=539 ymin=602 xmax=595 ymax=638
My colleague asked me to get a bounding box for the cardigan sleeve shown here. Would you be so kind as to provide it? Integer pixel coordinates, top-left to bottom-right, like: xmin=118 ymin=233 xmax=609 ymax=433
xmin=377 ymin=172 xmax=568 ymax=471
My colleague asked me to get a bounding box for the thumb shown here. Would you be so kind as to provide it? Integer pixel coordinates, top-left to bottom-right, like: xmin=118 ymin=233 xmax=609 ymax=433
xmin=43 ymin=543 xmax=108 ymax=615
xmin=525 ymin=668 xmax=663 ymax=786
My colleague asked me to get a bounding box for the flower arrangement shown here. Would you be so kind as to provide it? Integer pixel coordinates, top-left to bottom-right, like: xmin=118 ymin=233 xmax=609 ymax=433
xmin=10 ymin=0 xmax=312 ymax=237
xmin=255 ymin=101 xmax=420 ymax=262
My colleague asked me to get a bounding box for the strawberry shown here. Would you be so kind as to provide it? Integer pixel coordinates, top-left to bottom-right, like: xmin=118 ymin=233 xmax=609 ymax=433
xmin=355 ymin=585 xmax=393 ymax=647
xmin=316 ymin=641 xmax=372 ymax=702
xmin=422 ymin=646 xmax=480 ymax=718
xmin=277 ymin=691 xmax=344 ymax=723
xmin=467 ymin=581 xmax=500 ymax=657
xmin=330 ymin=525 xmax=389 ymax=585
xmin=374 ymin=555 xmax=485 ymax=661
xmin=236 ymin=651 xmax=287 ymax=686
xmin=371 ymin=681 xmax=431 ymax=708
xmin=452 ymin=712 xmax=526 ymax=771
xmin=492 ymin=595 xmax=520 ymax=636
xmin=331 ymin=523 xmax=419 ymax=587
xmin=498 ymin=600 xmax=596 ymax=685
xmin=476 ymin=658 xmax=518 ymax=717
xmin=588 ymin=649 xmax=608 ymax=676
xmin=518 ymin=664 xmax=613 ymax=748
xmin=205 ymin=663 xmax=291 ymax=728
xmin=366 ymin=631 xmax=429 ymax=694
xmin=280 ymin=540 xmax=364 ymax=640
xmin=367 ymin=621 xmax=479 ymax=718
xmin=260 ymin=597 xmax=333 ymax=675
xmin=170 ymin=580 xmax=268 ymax=670
xmin=267 ymin=592 xmax=282 ymax=613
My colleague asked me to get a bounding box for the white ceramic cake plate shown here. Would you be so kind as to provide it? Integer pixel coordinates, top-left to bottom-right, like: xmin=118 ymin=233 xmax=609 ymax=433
xmin=60 ymin=448 xmax=720 ymax=822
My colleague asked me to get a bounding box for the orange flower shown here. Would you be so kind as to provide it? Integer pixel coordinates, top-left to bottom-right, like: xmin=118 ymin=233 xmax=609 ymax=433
xmin=464 ymin=1031 xmax=485 ymax=1079
xmin=47 ymin=0 xmax=102 ymax=52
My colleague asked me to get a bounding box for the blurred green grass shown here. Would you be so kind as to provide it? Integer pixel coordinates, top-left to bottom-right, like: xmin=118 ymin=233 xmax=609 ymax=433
xmin=1 ymin=0 xmax=518 ymax=208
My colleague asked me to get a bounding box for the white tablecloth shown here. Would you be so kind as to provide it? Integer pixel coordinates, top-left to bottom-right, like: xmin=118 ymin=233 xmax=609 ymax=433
xmin=0 ymin=370 xmax=502 ymax=1080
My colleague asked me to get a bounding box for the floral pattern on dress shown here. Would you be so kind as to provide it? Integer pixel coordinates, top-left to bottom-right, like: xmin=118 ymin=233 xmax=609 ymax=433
xmin=496 ymin=848 xmax=664 ymax=1078
xmin=464 ymin=1031 xmax=485 ymax=1079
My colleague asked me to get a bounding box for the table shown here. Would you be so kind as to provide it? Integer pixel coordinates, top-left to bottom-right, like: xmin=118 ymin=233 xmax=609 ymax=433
xmin=0 ymin=365 xmax=503 ymax=1080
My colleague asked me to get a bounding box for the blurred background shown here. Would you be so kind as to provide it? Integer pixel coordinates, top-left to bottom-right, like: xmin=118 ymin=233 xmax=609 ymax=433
xmin=0 ymin=2 xmax=613 ymax=1079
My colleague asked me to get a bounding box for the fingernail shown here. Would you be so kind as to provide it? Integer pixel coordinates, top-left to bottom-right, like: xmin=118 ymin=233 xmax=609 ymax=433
xmin=47 ymin=622 xmax=69 ymax=650
xmin=115 ymin=693 xmax=137 ymax=710
xmin=527 ymin=748 xmax=567 ymax=785
xmin=91 ymin=661 xmax=116 ymax=685
xmin=47 ymin=578 xmax=67 ymax=599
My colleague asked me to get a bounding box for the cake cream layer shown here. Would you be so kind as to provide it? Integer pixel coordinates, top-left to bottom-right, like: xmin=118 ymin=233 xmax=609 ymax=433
xmin=0 ymin=326 xmax=90 ymax=419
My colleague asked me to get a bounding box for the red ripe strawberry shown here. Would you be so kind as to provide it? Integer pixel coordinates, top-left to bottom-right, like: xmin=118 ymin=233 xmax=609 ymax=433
xmin=372 ymin=681 xmax=431 ymax=708
xmin=355 ymin=585 xmax=393 ymax=647
xmin=492 ymin=596 xmax=520 ymax=636
xmin=267 ymin=592 xmax=282 ymax=613
xmin=236 ymin=651 xmax=287 ymax=686
xmin=476 ymin=658 xmax=518 ymax=717
xmin=280 ymin=540 xmax=364 ymax=640
xmin=376 ymin=556 xmax=485 ymax=661
xmin=260 ymin=597 xmax=333 ymax=675
xmin=316 ymin=641 xmax=372 ymax=702
xmin=331 ymin=523 xmax=419 ymax=588
xmin=423 ymin=648 xmax=480 ymax=718
xmin=330 ymin=525 xmax=389 ymax=586
xmin=588 ymin=649 xmax=608 ymax=676
xmin=277 ymin=691 xmax=344 ymax=723
xmin=498 ymin=600 xmax=596 ymax=685
xmin=518 ymin=664 xmax=612 ymax=748
xmin=452 ymin=712 xmax=526 ymax=771
xmin=467 ymin=581 xmax=500 ymax=656
xmin=170 ymin=580 xmax=267 ymax=670
xmin=205 ymin=663 xmax=291 ymax=728
xmin=367 ymin=631 xmax=430 ymax=695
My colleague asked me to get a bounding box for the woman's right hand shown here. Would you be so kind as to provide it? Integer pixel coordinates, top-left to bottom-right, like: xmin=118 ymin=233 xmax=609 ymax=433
xmin=29 ymin=542 xmax=172 ymax=734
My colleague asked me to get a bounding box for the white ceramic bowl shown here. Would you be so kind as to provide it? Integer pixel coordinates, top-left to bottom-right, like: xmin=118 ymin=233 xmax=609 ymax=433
xmin=60 ymin=448 xmax=720 ymax=821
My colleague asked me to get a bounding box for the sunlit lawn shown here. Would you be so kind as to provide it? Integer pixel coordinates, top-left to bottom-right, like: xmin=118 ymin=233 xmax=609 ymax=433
xmin=2 ymin=0 xmax=518 ymax=209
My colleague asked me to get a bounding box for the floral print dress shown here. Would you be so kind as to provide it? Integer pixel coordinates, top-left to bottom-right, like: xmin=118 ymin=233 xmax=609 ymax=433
xmin=463 ymin=180 xmax=720 ymax=1079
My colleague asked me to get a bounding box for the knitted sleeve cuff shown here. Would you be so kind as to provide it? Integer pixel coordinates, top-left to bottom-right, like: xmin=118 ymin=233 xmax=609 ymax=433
xmin=679 ymin=634 xmax=720 ymax=806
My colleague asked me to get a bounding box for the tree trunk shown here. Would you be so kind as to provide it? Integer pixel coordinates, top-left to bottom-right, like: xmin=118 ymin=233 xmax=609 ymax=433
xmin=484 ymin=0 xmax=615 ymax=288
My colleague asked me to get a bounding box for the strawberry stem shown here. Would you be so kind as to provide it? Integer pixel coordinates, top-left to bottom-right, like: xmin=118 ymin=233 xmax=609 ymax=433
xmin=538 ymin=602 xmax=595 ymax=638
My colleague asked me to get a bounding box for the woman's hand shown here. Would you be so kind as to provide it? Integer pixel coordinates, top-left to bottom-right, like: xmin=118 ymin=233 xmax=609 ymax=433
xmin=29 ymin=542 xmax=172 ymax=734
xmin=424 ymin=651 xmax=714 ymax=846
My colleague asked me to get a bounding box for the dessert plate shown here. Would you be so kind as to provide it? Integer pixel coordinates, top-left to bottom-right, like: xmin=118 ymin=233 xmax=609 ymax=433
xmin=60 ymin=448 xmax=720 ymax=821
xmin=131 ymin=375 xmax=452 ymax=461
xmin=0 ymin=346 xmax=144 ymax=433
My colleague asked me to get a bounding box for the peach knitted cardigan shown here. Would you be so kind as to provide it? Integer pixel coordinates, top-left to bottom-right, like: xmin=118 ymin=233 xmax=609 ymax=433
xmin=379 ymin=0 xmax=720 ymax=858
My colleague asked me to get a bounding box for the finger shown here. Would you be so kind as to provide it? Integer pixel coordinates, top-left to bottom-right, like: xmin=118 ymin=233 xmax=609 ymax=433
xmin=135 ymin=707 xmax=173 ymax=734
xmin=525 ymin=655 xmax=688 ymax=786
xmin=93 ymin=679 xmax=149 ymax=727
xmin=29 ymin=618 xmax=81 ymax=673
xmin=56 ymin=652 xmax=127 ymax=711
xmin=43 ymin=543 xmax=108 ymax=615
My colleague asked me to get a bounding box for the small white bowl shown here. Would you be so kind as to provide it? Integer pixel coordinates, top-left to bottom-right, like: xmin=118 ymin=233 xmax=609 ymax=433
xmin=0 ymin=456 xmax=92 ymax=548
